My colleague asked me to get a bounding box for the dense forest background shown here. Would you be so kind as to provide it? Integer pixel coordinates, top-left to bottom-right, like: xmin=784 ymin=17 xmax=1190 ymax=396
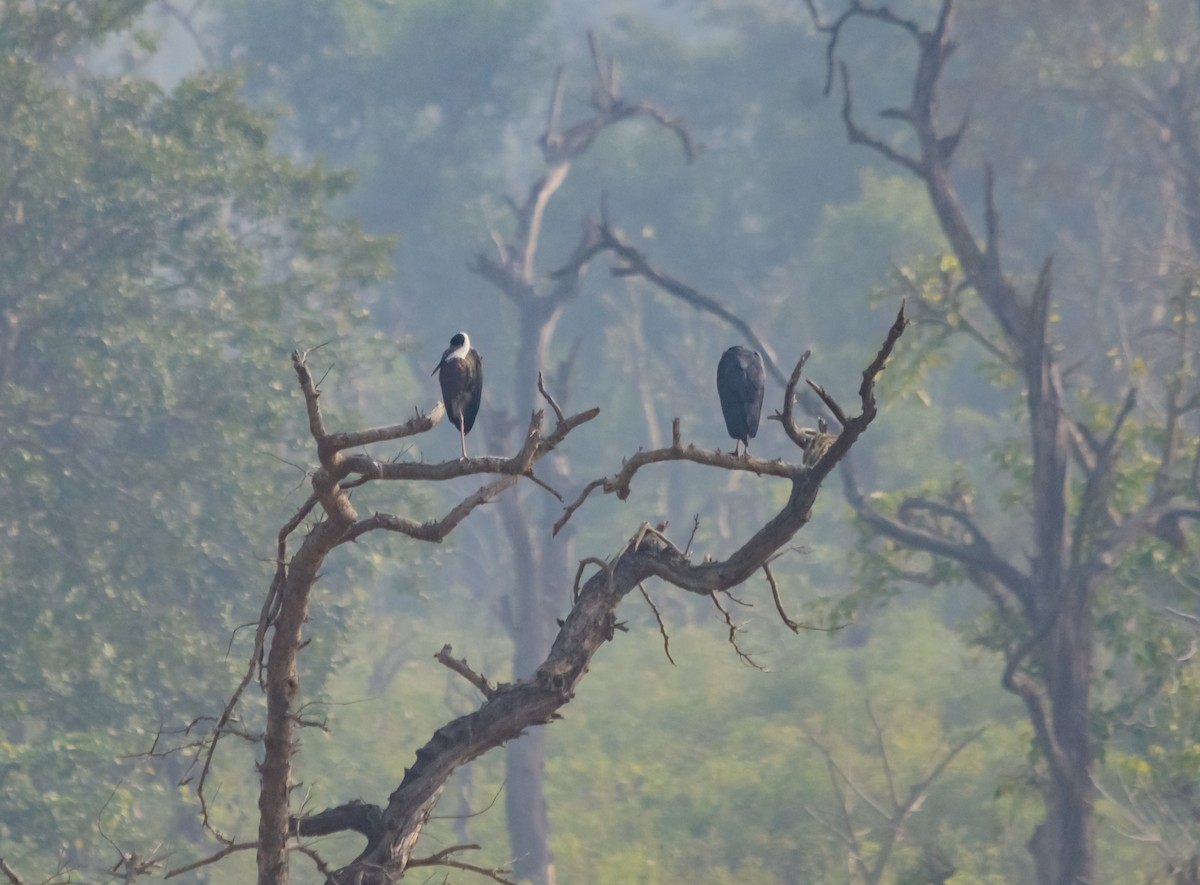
xmin=3 ymin=0 xmax=1199 ymax=882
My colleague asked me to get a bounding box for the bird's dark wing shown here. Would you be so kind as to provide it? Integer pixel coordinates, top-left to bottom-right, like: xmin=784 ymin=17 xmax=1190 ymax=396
xmin=460 ymin=350 xmax=483 ymax=433
xmin=717 ymin=349 xmax=749 ymax=440
xmin=741 ymin=350 xmax=765 ymax=438
xmin=438 ymin=358 xmax=470 ymax=430
xmin=717 ymin=348 xmax=765 ymax=441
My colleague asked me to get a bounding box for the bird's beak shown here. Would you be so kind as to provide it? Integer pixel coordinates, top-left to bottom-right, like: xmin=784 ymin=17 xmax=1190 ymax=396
xmin=430 ymin=360 xmax=442 ymax=376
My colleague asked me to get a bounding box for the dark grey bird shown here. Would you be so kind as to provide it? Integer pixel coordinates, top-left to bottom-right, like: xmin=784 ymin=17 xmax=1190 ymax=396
xmin=431 ymin=331 xmax=483 ymax=459
xmin=717 ymin=345 xmax=765 ymax=458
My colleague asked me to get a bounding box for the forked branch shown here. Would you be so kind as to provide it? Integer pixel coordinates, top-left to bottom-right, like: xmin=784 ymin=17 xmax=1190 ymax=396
xmin=191 ymin=351 xmax=596 ymax=885
xmin=294 ymin=311 xmax=905 ymax=885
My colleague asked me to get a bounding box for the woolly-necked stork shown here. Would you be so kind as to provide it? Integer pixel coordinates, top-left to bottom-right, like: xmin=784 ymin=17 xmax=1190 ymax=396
xmin=717 ymin=345 xmax=765 ymax=458
xmin=431 ymin=331 xmax=483 ymax=459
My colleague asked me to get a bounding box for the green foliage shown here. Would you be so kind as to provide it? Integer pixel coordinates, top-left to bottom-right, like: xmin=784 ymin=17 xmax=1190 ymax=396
xmin=299 ymin=600 xmax=1036 ymax=884
xmin=0 ymin=5 xmax=392 ymax=876
xmin=0 ymin=0 xmax=148 ymax=59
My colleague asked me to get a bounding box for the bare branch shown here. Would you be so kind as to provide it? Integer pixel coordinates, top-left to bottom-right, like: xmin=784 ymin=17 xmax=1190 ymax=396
xmin=291 ymin=800 xmax=382 ymax=841
xmin=164 ymin=842 xmax=257 ymax=879
xmin=536 ymin=371 xmax=565 ymax=424
xmin=838 ymin=61 xmax=923 ymax=175
xmin=539 ymin=33 xmax=695 ymax=164
xmin=1071 ymin=386 xmax=1138 ymax=569
xmin=293 ymin=844 xmax=336 ymax=881
xmin=435 ymin=645 xmax=497 ymax=699
xmin=0 ymin=859 xmax=24 ymax=885
xmin=572 ymin=557 xmax=613 ymax=606
xmin=897 ymin=497 xmax=996 ymax=549
xmin=765 ymin=563 xmax=801 ymax=624
xmin=291 ymin=348 xmax=332 ymax=448
xmin=555 ymin=399 xmax=824 ymax=537
xmin=841 ymin=469 xmax=1033 ymax=610
xmin=407 ymin=843 xmax=517 ymax=885
xmin=551 ymin=217 xmax=789 ymax=387
xmin=710 ymin=591 xmax=766 ymax=671
xmin=865 ymin=700 xmax=900 ymax=809
xmin=770 ymin=350 xmax=814 ymax=445
xmin=683 ymin=514 xmax=701 ymax=559
xmin=322 ymin=404 xmax=446 ymax=455
xmin=805 ymin=377 xmax=850 ymax=429
xmin=342 ymin=475 xmax=522 ymax=545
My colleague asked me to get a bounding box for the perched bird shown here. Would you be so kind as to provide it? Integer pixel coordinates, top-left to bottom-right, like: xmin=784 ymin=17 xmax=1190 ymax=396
xmin=431 ymin=331 xmax=483 ymax=459
xmin=716 ymin=345 xmax=765 ymax=458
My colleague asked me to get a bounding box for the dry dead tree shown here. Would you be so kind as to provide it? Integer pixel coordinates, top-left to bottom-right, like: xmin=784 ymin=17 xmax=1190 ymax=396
xmin=258 ymin=305 xmax=906 ymax=885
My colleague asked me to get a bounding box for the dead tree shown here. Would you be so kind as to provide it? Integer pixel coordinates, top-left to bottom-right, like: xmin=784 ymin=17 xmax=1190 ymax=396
xmin=805 ymin=1 xmax=1200 ymax=882
xmin=468 ymin=34 xmax=693 ymax=884
xmin=166 ymin=348 xmax=596 ymax=885
xmin=177 ymin=307 xmax=903 ymax=885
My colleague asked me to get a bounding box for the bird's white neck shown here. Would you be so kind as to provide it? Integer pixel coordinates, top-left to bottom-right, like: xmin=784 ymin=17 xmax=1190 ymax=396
xmin=447 ymin=335 xmax=471 ymax=361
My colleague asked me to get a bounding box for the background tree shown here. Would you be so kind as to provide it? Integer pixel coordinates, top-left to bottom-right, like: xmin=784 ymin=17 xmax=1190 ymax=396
xmin=0 ymin=0 xmax=390 ymax=875
xmin=463 ymin=39 xmax=695 ymax=882
xmin=805 ymin=1 xmax=1200 ymax=882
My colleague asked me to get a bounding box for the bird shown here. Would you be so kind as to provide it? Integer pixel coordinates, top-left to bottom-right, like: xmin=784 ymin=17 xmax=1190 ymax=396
xmin=431 ymin=331 xmax=483 ymax=459
xmin=716 ymin=345 xmax=765 ymax=458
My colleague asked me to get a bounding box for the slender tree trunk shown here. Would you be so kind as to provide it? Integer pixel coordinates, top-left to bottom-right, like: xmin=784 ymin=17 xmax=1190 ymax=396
xmin=501 ymin=493 xmax=559 ymax=885
xmin=505 ymin=729 xmax=554 ymax=884
xmin=1029 ymin=576 xmax=1095 ymax=885
xmin=501 ymin=307 xmax=566 ymax=885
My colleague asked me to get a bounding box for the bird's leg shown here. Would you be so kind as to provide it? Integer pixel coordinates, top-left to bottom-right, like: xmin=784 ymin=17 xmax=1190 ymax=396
xmin=460 ymin=424 xmax=468 ymax=460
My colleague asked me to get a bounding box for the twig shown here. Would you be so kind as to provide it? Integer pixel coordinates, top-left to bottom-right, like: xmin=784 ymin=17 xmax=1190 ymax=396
xmin=0 ymin=859 xmax=25 ymax=885
xmin=638 ymin=583 xmax=676 ymax=665
xmin=764 ymin=562 xmax=804 ymax=633
xmin=573 ymin=557 xmax=614 ymax=603
xmin=164 ymin=842 xmax=257 ymax=879
xmin=865 ymin=700 xmax=900 ymax=808
xmin=536 ymin=371 xmax=565 ymax=424
xmin=709 ymin=591 xmax=766 ymax=670
xmin=683 ymin=514 xmax=700 ymax=559
xmin=770 ymin=350 xmax=814 ymax=445
xmin=407 ymin=843 xmax=517 ymax=885
xmin=806 ymin=378 xmax=850 ymax=429
xmin=293 ymin=843 xmax=336 ymax=880
xmin=524 ymin=470 xmax=564 ymax=502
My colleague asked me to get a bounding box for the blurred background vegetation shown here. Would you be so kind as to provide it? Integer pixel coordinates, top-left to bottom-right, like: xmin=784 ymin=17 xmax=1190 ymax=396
xmin=1 ymin=1 xmax=1198 ymax=882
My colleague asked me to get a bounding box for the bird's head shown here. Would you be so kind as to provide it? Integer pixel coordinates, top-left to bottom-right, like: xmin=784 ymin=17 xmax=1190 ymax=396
xmin=432 ymin=331 xmax=472 ymax=374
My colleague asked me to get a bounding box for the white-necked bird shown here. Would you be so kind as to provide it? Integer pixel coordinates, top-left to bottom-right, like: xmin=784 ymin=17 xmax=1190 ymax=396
xmin=432 ymin=331 xmax=483 ymax=459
